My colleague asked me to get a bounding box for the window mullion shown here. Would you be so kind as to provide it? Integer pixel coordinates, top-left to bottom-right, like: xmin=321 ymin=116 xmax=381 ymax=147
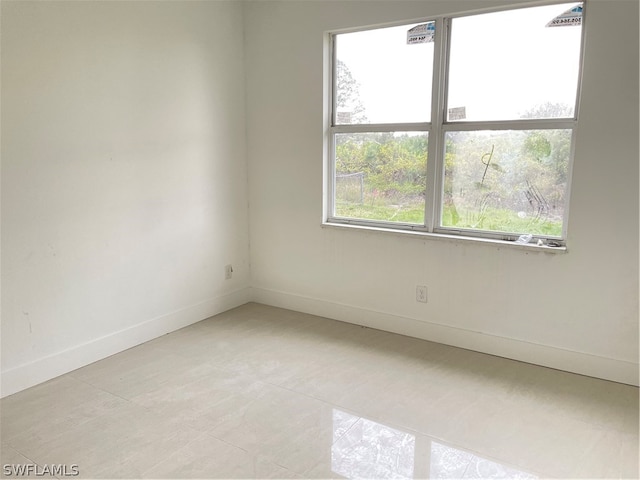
xmin=330 ymin=35 xmax=337 ymax=127
xmin=327 ymin=130 xmax=336 ymax=219
xmin=425 ymin=17 xmax=448 ymax=232
xmin=332 ymin=123 xmax=430 ymax=134
xmin=442 ymin=119 xmax=577 ymax=131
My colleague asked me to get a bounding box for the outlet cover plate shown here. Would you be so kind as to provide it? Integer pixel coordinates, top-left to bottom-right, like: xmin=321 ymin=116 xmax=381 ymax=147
xmin=416 ymin=285 xmax=427 ymax=303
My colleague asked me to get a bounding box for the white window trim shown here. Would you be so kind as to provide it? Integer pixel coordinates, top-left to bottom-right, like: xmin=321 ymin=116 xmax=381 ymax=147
xmin=324 ymin=2 xmax=587 ymax=250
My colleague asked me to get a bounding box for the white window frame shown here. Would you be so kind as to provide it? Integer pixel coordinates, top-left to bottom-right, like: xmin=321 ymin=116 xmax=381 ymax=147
xmin=325 ymin=3 xmax=586 ymax=248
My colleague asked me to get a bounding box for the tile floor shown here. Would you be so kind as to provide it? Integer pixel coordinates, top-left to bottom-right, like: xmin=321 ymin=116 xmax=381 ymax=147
xmin=1 ymin=303 xmax=638 ymax=479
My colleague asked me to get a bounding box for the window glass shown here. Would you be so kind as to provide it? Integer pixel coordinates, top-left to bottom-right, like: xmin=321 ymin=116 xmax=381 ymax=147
xmin=442 ymin=129 xmax=572 ymax=236
xmin=447 ymin=4 xmax=583 ymax=121
xmin=334 ymin=132 xmax=428 ymax=224
xmin=335 ymin=23 xmax=434 ymax=124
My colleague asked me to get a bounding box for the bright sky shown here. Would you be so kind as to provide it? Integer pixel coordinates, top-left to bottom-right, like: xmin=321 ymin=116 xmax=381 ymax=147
xmin=336 ymin=3 xmax=583 ymax=124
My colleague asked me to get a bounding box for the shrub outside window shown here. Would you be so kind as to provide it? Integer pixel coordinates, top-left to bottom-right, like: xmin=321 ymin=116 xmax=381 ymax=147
xmin=327 ymin=3 xmax=585 ymax=246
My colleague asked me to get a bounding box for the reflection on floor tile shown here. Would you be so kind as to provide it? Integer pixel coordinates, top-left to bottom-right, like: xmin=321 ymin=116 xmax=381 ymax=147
xmin=430 ymin=440 xmax=476 ymax=479
xmin=332 ymin=410 xmax=415 ymax=479
xmin=1 ymin=303 xmax=638 ymax=479
xmin=430 ymin=441 xmax=536 ymax=479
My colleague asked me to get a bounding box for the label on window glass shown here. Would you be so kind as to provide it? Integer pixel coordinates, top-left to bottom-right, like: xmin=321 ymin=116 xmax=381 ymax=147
xmin=407 ymin=23 xmax=435 ymax=44
xmin=336 ymin=112 xmax=352 ymax=123
xmin=448 ymin=106 xmax=466 ymax=120
xmin=546 ymin=4 xmax=583 ymax=27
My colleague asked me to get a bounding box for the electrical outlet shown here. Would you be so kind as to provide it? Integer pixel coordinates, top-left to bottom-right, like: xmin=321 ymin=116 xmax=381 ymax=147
xmin=416 ymin=285 xmax=428 ymax=303
xmin=225 ymin=264 xmax=233 ymax=280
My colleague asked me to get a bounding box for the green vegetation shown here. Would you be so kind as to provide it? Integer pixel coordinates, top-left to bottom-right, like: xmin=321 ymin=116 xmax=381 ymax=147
xmin=336 ymin=132 xmax=427 ymax=197
xmin=336 ymin=200 xmax=562 ymax=236
xmin=336 ymin=201 xmax=425 ymax=224
xmin=335 ymin=129 xmax=568 ymax=237
xmin=442 ymin=205 xmax=562 ymax=236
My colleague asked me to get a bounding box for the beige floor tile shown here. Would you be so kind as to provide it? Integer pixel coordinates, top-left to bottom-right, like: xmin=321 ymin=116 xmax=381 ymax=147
xmin=1 ymin=375 xmax=128 ymax=451
xmin=430 ymin=394 xmax=623 ymax=478
xmin=494 ymin=363 xmax=639 ymax=435
xmin=69 ymin=342 xmax=220 ymax=400
xmin=140 ymin=432 xmax=301 ymax=479
xmin=619 ymin=432 xmax=640 ymax=479
xmin=205 ymin=382 xmax=356 ymax=474
xmin=428 ymin=439 xmax=541 ymax=479
xmin=568 ymin=429 xmax=639 ymax=479
xmin=14 ymin=402 xmax=199 ymax=479
xmin=128 ymin=369 xmax=266 ymax=432
xmin=1 ymin=445 xmax=41 ymax=479
xmin=1 ymin=303 xmax=637 ymax=479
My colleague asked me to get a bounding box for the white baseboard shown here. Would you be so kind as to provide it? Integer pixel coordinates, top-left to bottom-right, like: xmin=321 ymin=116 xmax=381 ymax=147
xmin=251 ymin=286 xmax=639 ymax=387
xmin=0 ymin=288 xmax=251 ymax=398
xmin=3 ymin=284 xmax=636 ymax=398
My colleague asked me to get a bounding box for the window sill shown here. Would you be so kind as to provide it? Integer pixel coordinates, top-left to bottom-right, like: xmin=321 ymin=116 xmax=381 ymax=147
xmin=321 ymin=221 xmax=568 ymax=253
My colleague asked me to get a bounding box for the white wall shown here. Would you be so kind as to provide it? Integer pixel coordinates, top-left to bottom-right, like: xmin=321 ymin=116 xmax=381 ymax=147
xmin=245 ymin=0 xmax=639 ymax=385
xmin=2 ymin=0 xmax=637 ymax=397
xmin=1 ymin=0 xmax=251 ymax=396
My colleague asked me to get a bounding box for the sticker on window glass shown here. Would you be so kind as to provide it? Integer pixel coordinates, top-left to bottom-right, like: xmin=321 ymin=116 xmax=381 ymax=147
xmin=407 ymin=22 xmax=435 ymax=44
xmin=336 ymin=112 xmax=352 ymax=124
xmin=448 ymin=106 xmax=466 ymax=120
xmin=546 ymin=4 xmax=583 ymax=27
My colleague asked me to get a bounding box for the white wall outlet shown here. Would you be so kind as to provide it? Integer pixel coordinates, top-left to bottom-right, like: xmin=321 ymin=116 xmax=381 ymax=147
xmin=416 ymin=285 xmax=428 ymax=303
xmin=225 ymin=264 xmax=233 ymax=280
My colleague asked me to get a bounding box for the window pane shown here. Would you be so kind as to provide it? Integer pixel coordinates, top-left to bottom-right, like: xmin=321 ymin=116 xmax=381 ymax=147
xmin=335 ymin=23 xmax=434 ymax=124
xmin=334 ymin=132 xmax=428 ymax=224
xmin=442 ymin=130 xmax=571 ymax=237
xmin=447 ymin=3 xmax=583 ymax=121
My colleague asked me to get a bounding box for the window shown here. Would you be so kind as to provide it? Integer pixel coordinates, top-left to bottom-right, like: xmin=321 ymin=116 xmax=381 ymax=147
xmin=327 ymin=3 xmax=585 ymax=247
